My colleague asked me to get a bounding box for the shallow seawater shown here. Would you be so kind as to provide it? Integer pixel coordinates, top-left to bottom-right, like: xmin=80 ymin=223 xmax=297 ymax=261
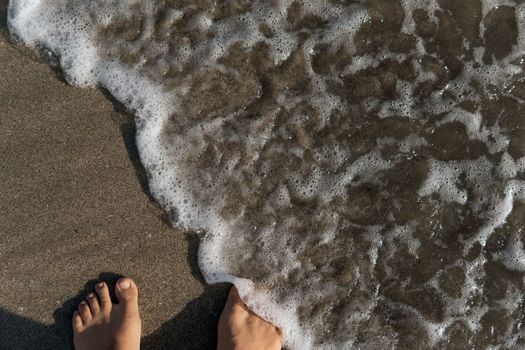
xmin=8 ymin=0 xmax=525 ymax=348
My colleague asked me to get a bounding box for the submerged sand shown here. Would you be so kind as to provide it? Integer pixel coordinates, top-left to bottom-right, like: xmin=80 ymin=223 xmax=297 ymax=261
xmin=0 ymin=3 xmax=227 ymax=348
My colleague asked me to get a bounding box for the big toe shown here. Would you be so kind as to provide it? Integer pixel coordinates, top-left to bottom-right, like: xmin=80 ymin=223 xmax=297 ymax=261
xmin=115 ymin=278 xmax=139 ymax=314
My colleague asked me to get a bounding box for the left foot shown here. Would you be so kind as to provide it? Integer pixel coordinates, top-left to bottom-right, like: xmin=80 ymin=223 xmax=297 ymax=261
xmin=72 ymin=278 xmax=141 ymax=350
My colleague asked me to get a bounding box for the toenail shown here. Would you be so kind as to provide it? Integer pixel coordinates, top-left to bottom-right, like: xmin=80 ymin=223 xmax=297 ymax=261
xmin=80 ymin=301 xmax=86 ymax=306
xmin=87 ymin=293 xmax=94 ymax=298
xmin=118 ymin=279 xmax=131 ymax=289
xmin=97 ymin=282 xmax=104 ymax=288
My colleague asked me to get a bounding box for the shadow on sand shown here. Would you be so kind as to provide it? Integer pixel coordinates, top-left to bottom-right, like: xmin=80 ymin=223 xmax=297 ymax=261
xmin=1 ymin=0 xmax=7 ymax=34
xmin=0 ymin=272 xmax=229 ymax=350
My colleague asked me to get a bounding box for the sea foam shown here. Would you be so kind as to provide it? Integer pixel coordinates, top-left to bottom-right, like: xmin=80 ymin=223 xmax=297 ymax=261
xmin=8 ymin=0 xmax=525 ymax=348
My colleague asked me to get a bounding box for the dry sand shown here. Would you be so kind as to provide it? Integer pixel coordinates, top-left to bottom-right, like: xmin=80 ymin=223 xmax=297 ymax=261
xmin=0 ymin=1 xmax=228 ymax=348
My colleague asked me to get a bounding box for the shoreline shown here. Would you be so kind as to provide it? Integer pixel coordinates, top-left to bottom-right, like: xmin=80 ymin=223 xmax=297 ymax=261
xmin=0 ymin=11 xmax=227 ymax=348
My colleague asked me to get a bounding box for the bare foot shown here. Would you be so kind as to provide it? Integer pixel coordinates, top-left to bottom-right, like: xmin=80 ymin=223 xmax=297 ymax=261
xmin=73 ymin=278 xmax=141 ymax=350
xmin=217 ymin=286 xmax=283 ymax=350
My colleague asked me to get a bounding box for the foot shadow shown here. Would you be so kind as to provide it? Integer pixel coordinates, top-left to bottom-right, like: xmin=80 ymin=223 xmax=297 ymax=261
xmin=0 ymin=308 xmax=61 ymax=350
xmin=138 ymin=230 xmax=229 ymax=349
xmin=142 ymin=283 xmax=229 ymax=350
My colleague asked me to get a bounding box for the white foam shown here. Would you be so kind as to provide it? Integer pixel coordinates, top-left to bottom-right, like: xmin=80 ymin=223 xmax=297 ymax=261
xmin=9 ymin=0 xmax=525 ymax=348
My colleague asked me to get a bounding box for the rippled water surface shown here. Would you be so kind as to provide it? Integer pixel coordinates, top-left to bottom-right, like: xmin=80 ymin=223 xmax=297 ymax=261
xmin=9 ymin=0 xmax=525 ymax=348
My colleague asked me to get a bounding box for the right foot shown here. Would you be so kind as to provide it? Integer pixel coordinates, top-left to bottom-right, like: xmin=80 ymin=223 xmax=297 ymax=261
xmin=73 ymin=278 xmax=141 ymax=350
xmin=217 ymin=286 xmax=283 ymax=350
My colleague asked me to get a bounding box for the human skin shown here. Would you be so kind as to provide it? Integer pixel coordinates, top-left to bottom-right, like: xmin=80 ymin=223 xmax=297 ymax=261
xmin=217 ymin=286 xmax=283 ymax=350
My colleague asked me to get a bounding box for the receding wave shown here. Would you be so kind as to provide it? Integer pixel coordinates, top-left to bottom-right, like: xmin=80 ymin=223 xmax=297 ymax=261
xmin=8 ymin=0 xmax=525 ymax=348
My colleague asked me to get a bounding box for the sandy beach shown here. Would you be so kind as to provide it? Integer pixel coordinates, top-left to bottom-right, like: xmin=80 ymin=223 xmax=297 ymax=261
xmin=0 ymin=1 xmax=227 ymax=348
xmin=5 ymin=0 xmax=525 ymax=348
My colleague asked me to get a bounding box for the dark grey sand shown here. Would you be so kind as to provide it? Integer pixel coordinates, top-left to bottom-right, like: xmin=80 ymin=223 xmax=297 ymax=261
xmin=0 ymin=2 xmax=227 ymax=348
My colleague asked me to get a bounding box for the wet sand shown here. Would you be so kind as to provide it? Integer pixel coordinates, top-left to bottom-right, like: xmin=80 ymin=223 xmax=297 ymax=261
xmin=0 ymin=2 xmax=227 ymax=348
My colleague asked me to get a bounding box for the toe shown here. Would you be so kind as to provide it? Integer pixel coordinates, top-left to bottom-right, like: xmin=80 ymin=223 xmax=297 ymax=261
xmin=72 ymin=311 xmax=84 ymax=333
xmin=78 ymin=301 xmax=92 ymax=323
xmin=86 ymin=292 xmax=100 ymax=316
xmin=229 ymin=286 xmax=243 ymax=304
xmin=115 ymin=278 xmax=139 ymax=316
xmin=228 ymin=286 xmax=249 ymax=313
xmin=96 ymin=282 xmax=112 ymax=313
